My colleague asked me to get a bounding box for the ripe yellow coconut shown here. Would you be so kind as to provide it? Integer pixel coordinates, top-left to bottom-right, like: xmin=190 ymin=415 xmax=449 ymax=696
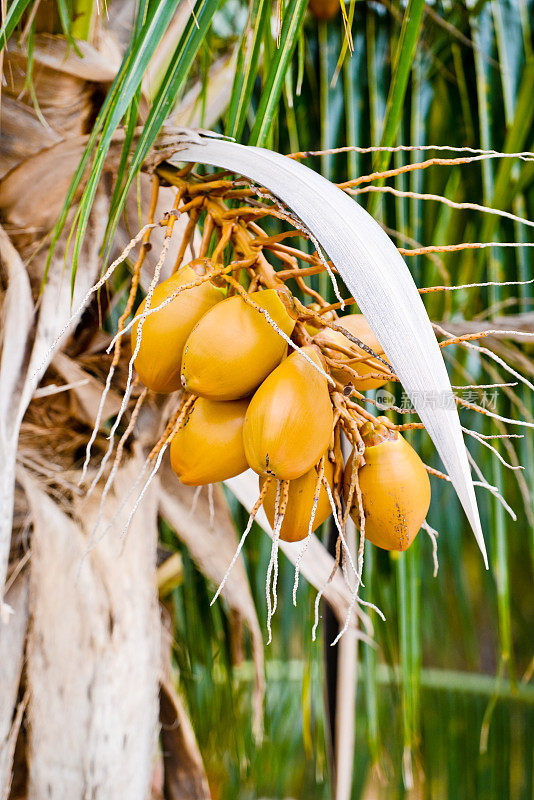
xmin=180 ymin=288 xmax=297 ymax=400
xmin=319 ymin=314 xmax=391 ymax=391
xmin=132 ymin=260 xmax=224 ymax=393
xmin=243 ymin=346 xmax=334 ymax=481
xmin=344 ymin=428 xmax=430 ymax=551
xmin=170 ymin=397 xmax=249 ymax=485
xmin=260 ymin=457 xmax=335 ymax=542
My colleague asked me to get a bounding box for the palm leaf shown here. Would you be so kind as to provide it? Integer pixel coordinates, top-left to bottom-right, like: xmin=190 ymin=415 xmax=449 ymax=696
xmin=0 ymin=0 xmax=34 ymax=43
xmin=225 ymin=0 xmax=270 ymax=140
xmin=100 ymin=0 xmax=220 ymax=266
xmin=45 ymin=0 xmax=184 ymax=290
xmin=248 ymin=0 xmax=308 ymax=147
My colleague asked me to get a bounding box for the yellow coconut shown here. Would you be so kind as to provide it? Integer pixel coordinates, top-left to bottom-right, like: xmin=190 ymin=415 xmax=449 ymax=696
xmin=303 ymin=302 xmax=336 ymax=336
xmin=170 ymin=397 xmax=249 ymax=485
xmin=132 ymin=260 xmax=224 ymax=393
xmin=243 ymin=346 xmax=334 ymax=480
xmin=344 ymin=428 xmax=430 ymax=551
xmin=260 ymin=456 xmax=335 ymax=542
xmin=319 ymin=314 xmax=391 ymax=391
xmin=180 ymin=288 xmax=297 ymax=400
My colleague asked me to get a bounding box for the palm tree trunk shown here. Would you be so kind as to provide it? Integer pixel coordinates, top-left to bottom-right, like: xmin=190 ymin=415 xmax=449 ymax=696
xmin=23 ymin=456 xmax=160 ymax=798
xmin=0 ymin=23 xmax=165 ymax=797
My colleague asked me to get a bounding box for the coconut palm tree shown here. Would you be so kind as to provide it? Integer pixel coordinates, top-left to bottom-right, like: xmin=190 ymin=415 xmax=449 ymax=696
xmin=1 ymin=1 xmax=533 ymax=799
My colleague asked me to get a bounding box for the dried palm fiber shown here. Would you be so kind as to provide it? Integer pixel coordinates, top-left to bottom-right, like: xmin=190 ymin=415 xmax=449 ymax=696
xmin=0 ymin=37 xmax=199 ymax=604
xmin=0 ymin=189 xmax=108 ymax=609
xmin=0 ymin=35 xmax=118 ymax=259
xmin=0 ymin=23 xmax=135 ymax=603
xmin=0 ymin=571 xmax=29 ymax=792
xmin=0 ymin=34 xmax=118 ymax=168
xmin=21 ymin=455 xmax=160 ymax=799
xmin=0 ymin=95 xmax=61 ymax=180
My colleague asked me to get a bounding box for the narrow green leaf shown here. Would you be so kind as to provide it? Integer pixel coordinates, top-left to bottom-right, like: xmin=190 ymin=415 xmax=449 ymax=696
xmin=104 ymin=90 xmax=142 ymax=252
xmin=365 ymin=11 xmax=386 ymax=218
xmin=362 ymin=548 xmax=380 ymax=765
xmin=409 ymin=53 xmax=429 ymax=287
xmin=479 ymin=59 xmax=534 ymax=246
xmin=0 ymin=0 xmax=34 ymax=44
xmin=248 ymin=0 xmax=308 ymax=147
xmin=199 ymin=40 xmax=210 ymax=128
xmin=381 ymin=0 xmax=425 ymax=148
xmin=407 ymin=536 xmax=421 ymax=738
xmin=70 ymin=0 xmax=185 ymax=292
xmin=44 ymin=0 xmax=178 ymax=288
xmin=103 ymin=0 xmax=151 ymax=261
xmin=319 ymin=21 xmax=331 ymax=181
xmin=70 ymin=0 xmax=94 ymax=41
xmin=471 ymin=3 xmax=516 ymax=703
xmin=225 ymin=0 xmax=270 ymax=141
xmin=100 ymin=0 xmax=221 ymax=267
xmin=56 ymin=0 xmax=83 ymax=55
xmin=318 ymin=19 xmax=330 ymax=301
xmin=367 ymin=0 xmax=425 ymax=215
xmin=296 ymin=27 xmax=304 ymax=95
xmin=397 ymin=552 xmax=413 ymax=756
xmin=283 ymin=65 xmax=300 ymax=155
xmin=342 ymin=31 xmax=363 ymax=180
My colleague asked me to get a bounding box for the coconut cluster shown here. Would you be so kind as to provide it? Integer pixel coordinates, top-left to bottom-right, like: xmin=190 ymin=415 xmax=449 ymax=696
xmin=132 ymin=259 xmax=431 ymax=552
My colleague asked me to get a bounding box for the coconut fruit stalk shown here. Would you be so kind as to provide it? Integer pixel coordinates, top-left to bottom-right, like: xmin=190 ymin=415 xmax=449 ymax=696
xmin=318 ymin=313 xmax=391 ymax=390
xmin=180 ymin=288 xmax=297 ymax=400
xmin=132 ymin=260 xmax=224 ymax=393
xmin=243 ymin=345 xmax=334 ymax=480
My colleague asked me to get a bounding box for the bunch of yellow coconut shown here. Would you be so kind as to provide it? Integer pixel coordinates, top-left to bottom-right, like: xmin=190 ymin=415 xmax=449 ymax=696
xmin=132 ymin=259 xmax=431 ymax=552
